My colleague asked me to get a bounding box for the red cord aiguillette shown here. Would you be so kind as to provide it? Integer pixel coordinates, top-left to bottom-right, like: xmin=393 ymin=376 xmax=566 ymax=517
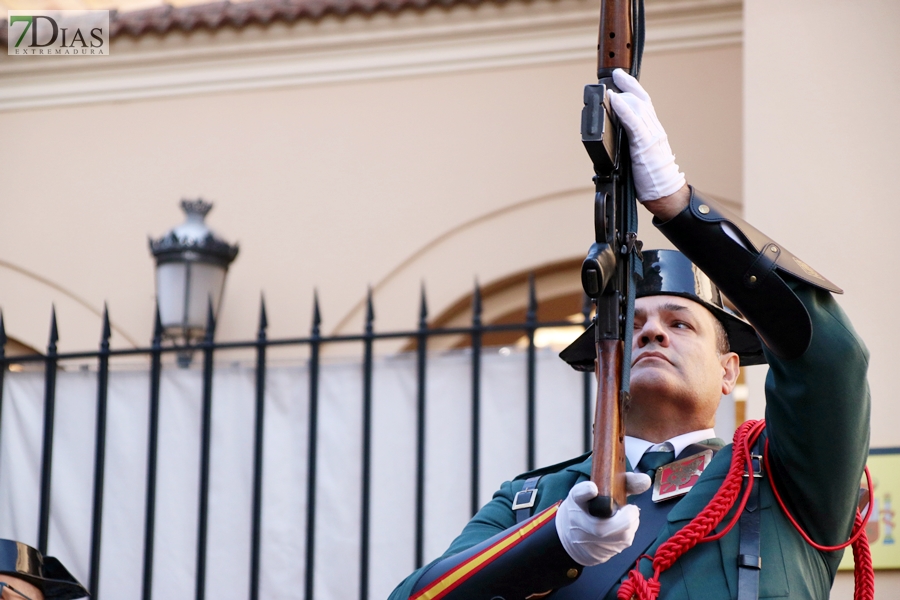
xmin=617 ymin=419 xmax=874 ymax=600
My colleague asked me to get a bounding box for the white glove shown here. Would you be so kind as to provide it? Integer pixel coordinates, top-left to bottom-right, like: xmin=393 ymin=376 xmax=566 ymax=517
xmin=607 ymin=68 xmax=686 ymax=202
xmin=555 ymin=474 xmax=652 ymax=566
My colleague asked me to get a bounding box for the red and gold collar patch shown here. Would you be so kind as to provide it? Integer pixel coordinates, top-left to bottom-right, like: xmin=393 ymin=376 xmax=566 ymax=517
xmin=651 ymin=449 xmax=714 ymax=503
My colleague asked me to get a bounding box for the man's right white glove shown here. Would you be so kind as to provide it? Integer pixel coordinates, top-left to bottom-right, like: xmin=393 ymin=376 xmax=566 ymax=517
xmin=555 ymin=473 xmax=652 ymax=566
xmin=607 ymin=69 xmax=686 ymax=202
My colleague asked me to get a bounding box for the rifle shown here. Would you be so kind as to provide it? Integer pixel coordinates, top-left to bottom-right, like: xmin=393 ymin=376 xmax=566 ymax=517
xmin=579 ymin=0 xmax=645 ymax=518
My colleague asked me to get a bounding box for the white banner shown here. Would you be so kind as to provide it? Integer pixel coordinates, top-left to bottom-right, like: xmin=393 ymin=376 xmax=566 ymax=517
xmin=0 ymin=348 xmax=733 ymax=599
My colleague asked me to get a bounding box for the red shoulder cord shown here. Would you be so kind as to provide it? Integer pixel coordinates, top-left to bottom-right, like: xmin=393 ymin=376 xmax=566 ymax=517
xmin=617 ymin=419 xmax=875 ymax=600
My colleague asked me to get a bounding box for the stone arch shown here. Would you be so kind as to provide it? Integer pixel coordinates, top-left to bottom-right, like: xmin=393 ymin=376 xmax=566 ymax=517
xmin=328 ymin=186 xmax=679 ymax=353
xmin=0 ymin=259 xmax=140 ymax=354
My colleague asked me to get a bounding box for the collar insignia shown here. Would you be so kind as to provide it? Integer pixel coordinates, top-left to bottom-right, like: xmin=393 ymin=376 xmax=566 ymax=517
xmin=651 ymin=449 xmax=714 ymax=503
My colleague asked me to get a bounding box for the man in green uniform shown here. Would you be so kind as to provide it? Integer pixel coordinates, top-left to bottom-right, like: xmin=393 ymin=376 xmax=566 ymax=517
xmin=389 ymin=70 xmax=869 ymax=600
xmin=0 ymin=539 xmax=88 ymax=599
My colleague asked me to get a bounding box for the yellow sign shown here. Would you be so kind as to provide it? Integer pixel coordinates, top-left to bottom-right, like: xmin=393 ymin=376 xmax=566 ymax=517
xmin=839 ymin=450 xmax=900 ymax=570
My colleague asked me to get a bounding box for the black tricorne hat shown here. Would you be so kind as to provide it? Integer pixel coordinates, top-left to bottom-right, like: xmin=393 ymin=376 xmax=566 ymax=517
xmin=0 ymin=540 xmax=89 ymax=599
xmin=560 ymin=249 xmax=765 ymax=370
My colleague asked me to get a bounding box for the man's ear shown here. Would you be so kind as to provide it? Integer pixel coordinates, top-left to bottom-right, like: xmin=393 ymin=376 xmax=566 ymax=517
xmin=720 ymin=352 xmax=740 ymax=396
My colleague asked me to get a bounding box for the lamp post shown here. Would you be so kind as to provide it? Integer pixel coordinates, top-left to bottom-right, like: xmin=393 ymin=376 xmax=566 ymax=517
xmin=149 ymin=199 xmax=239 ymax=366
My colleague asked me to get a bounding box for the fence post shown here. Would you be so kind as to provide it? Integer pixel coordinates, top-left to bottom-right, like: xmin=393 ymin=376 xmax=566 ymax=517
xmin=89 ymin=305 xmax=112 ymax=598
xmin=142 ymin=307 xmax=164 ymax=600
xmin=305 ymin=292 xmax=322 ymax=600
xmin=195 ymin=301 xmax=217 ymax=600
xmin=582 ymin=293 xmax=593 ymax=453
xmin=470 ymin=282 xmax=482 ymax=517
xmin=0 ymin=313 xmax=6 ymax=485
xmin=526 ymin=274 xmax=537 ymax=471
xmin=359 ymin=289 xmax=375 ymax=600
xmin=249 ymin=297 xmax=268 ymax=600
xmin=38 ymin=307 xmax=59 ymax=554
xmin=414 ymin=285 xmax=428 ymax=568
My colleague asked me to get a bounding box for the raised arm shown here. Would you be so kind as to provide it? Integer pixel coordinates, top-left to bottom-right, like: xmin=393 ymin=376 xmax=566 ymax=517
xmin=610 ymin=68 xmax=870 ymax=545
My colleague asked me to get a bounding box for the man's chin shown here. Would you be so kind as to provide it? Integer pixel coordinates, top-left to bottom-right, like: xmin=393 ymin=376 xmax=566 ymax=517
xmin=629 ymin=368 xmax=679 ymax=396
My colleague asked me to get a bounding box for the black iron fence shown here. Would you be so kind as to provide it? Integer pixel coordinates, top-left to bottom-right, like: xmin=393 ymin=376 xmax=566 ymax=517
xmin=0 ymin=278 xmax=594 ymax=600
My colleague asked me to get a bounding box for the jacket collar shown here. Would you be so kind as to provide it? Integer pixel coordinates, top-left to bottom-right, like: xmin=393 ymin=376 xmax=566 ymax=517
xmin=565 ymin=437 xmax=726 ymax=479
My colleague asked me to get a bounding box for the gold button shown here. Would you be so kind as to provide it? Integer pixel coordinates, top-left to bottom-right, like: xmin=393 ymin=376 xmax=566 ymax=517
xmin=698 ymin=204 xmax=710 ymax=214
xmin=749 ymin=275 xmax=758 ymax=283
xmin=770 ymin=246 xmax=778 ymax=253
xmin=567 ymin=568 xmax=580 ymax=579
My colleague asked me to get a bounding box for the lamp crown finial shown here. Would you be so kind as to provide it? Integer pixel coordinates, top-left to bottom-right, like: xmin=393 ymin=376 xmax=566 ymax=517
xmin=181 ymin=199 xmax=213 ymax=218
xmin=150 ymin=198 xmax=238 ymax=266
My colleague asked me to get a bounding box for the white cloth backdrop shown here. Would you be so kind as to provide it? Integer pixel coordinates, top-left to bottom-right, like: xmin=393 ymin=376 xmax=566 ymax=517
xmin=0 ymin=348 xmax=733 ymax=599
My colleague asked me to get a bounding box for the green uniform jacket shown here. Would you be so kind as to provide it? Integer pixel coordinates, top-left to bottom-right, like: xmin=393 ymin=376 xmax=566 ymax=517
xmin=389 ymin=281 xmax=869 ymax=600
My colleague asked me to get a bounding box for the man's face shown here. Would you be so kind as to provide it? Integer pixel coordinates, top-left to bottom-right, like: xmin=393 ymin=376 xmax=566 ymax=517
xmin=628 ymin=295 xmax=739 ymax=433
xmin=0 ymin=575 xmax=43 ymax=600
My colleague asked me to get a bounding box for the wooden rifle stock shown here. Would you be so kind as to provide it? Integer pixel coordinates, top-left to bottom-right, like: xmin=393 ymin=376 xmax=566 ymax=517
xmin=588 ymin=339 xmax=627 ymax=517
xmin=581 ymin=0 xmax=637 ymax=518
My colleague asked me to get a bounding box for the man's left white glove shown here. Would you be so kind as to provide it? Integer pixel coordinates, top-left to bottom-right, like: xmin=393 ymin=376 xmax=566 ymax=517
xmin=555 ymin=473 xmax=652 ymax=566
xmin=607 ymin=69 xmax=686 ymax=202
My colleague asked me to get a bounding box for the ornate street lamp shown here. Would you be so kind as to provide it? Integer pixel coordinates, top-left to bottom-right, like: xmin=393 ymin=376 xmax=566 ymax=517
xmin=149 ymin=199 xmax=239 ymax=365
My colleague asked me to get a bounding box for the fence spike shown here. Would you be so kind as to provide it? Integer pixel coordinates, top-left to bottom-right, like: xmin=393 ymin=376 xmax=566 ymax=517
xmin=204 ymin=298 xmax=216 ymax=342
xmin=258 ymin=295 xmax=268 ymax=336
xmin=152 ymin=303 xmax=163 ymax=345
xmin=418 ymin=283 xmax=428 ymax=328
xmin=472 ymin=280 xmax=482 ymax=326
xmin=101 ymin=303 xmax=112 ymax=346
xmin=311 ymin=290 xmax=322 ymax=336
xmin=526 ymin=273 xmax=537 ymax=323
xmin=49 ymin=305 xmax=59 ymax=351
xmin=365 ymin=287 xmax=375 ymax=333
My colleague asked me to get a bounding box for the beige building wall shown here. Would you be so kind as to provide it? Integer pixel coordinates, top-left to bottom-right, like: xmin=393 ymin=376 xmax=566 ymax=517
xmin=0 ymin=0 xmax=741 ymax=358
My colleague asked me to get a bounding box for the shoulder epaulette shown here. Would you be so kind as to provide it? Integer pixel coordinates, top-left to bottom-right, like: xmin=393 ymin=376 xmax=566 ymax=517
xmin=513 ymin=451 xmax=592 ymax=481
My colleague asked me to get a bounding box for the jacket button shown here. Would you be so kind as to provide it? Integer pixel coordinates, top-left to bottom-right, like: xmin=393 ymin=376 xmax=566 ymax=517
xmin=567 ymin=568 xmax=580 ymax=579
